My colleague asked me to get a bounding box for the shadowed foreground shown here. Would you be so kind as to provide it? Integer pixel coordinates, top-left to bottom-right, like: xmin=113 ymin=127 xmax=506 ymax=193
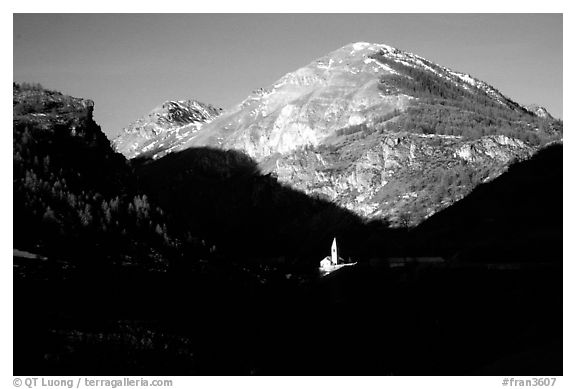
xmin=14 ymin=256 xmax=561 ymax=375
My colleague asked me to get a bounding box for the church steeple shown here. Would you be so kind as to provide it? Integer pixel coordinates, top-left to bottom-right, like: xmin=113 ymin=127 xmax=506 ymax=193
xmin=320 ymin=237 xmax=356 ymax=275
xmin=331 ymin=238 xmax=338 ymax=265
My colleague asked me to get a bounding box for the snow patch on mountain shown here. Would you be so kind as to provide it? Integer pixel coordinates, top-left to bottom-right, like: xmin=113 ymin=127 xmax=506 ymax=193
xmin=112 ymin=99 xmax=221 ymax=159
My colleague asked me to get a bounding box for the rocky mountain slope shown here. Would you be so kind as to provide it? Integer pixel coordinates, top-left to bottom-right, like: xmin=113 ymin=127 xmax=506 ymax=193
xmin=115 ymin=42 xmax=562 ymax=225
xmin=112 ymin=100 xmax=221 ymax=159
xmin=409 ymin=143 xmax=563 ymax=262
xmin=177 ymin=42 xmax=531 ymax=157
xmin=263 ymin=133 xmax=534 ymax=224
xmin=13 ymin=83 xmax=207 ymax=265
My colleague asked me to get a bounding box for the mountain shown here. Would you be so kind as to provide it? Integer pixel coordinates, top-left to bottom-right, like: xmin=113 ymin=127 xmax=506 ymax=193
xmin=408 ymin=143 xmax=563 ymax=262
xmin=118 ymin=42 xmax=561 ymax=226
xmin=12 ymin=84 xmax=562 ymax=376
xmin=178 ymin=42 xmax=532 ymax=156
xmin=12 ymin=83 xmax=206 ymax=266
xmin=112 ymin=100 xmax=221 ymax=159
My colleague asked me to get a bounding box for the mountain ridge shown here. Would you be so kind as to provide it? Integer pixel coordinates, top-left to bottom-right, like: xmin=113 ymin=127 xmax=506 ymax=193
xmin=113 ymin=42 xmax=559 ymax=160
xmin=112 ymin=99 xmax=221 ymax=159
xmin=112 ymin=42 xmax=562 ymax=225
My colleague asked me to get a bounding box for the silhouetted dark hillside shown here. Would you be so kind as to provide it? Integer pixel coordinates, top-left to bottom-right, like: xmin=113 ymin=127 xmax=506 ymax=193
xmin=13 ymin=83 xmax=203 ymax=265
xmin=134 ymin=148 xmax=388 ymax=265
xmin=408 ymin=143 xmax=563 ymax=263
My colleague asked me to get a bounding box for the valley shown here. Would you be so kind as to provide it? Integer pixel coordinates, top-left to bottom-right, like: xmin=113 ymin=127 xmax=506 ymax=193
xmin=12 ymin=40 xmax=563 ymax=376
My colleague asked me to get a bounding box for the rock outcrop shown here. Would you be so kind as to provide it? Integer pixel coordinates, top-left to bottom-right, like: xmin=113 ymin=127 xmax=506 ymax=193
xmin=13 ymin=83 xmax=109 ymax=147
xmin=523 ymin=104 xmax=554 ymax=120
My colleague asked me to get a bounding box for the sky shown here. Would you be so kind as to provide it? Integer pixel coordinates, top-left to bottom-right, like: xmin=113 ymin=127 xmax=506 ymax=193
xmin=13 ymin=14 xmax=563 ymax=138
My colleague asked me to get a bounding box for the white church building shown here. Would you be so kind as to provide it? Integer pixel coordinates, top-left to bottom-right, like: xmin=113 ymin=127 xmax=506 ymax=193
xmin=319 ymin=238 xmax=356 ymax=274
